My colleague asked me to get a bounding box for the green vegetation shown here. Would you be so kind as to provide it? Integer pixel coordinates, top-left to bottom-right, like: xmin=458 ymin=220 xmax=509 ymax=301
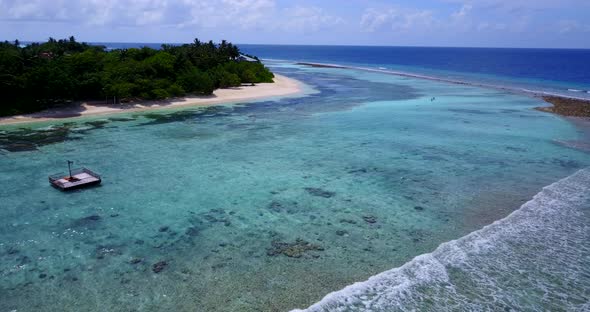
xmin=0 ymin=37 xmax=274 ymax=116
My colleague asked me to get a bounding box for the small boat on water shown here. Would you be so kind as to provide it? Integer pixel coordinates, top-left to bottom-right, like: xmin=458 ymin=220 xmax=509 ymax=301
xmin=49 ymin=161 xmax=101 ymax=191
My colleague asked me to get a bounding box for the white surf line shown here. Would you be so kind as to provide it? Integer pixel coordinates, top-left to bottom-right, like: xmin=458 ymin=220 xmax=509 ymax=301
xmin=285 ymin=60 xmax=590 ymax=102
xmin=293 ymin=168 xmax=590 ymax=311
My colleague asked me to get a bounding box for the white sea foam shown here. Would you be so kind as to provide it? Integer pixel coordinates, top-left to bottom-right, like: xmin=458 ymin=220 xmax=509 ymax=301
xmin=294 ymin=168 xmax=590 ymax=311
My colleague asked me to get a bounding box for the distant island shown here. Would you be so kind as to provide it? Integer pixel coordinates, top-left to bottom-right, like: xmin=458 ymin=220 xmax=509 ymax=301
xmin=0 ymin=37 xmax=275 ymax=116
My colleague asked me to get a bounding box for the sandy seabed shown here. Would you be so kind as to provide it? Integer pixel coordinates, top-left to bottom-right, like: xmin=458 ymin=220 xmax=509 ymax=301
xmin=0 ymin=74 xmax=302 ymax=126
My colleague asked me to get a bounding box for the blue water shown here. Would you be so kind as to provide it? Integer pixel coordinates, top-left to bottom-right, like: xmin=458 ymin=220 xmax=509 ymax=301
xmin=242 ymin=45 xmax=590 ymax=83
xmin=241 ymin=45 xmax=590 ymax=98
xmin=1 ymin=46 xmax=590 ymax=311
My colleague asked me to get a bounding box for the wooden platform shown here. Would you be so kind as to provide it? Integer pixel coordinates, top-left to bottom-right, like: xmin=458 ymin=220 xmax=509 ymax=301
xmin=49 ymin=168 xmax=101 ymax=191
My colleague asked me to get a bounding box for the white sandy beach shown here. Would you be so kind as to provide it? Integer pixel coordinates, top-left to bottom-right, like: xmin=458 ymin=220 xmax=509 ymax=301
xmin=0 ymin=74 xmax=302 ymax=125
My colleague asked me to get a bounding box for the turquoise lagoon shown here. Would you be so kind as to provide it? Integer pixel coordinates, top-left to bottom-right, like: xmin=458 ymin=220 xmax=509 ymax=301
xmin=1 ymin=63 xmax=589 ymax=311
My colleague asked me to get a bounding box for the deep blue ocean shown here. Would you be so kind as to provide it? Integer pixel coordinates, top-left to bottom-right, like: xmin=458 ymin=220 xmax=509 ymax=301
xmin=241 ymin=45 xmax=590 ymax=86
xmin=98 ymin=42 xmax=590 ymax=98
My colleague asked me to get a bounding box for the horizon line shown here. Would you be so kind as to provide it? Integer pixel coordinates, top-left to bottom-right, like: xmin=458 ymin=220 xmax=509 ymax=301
xmin=8 ymin=38 xmax=590 ymax=51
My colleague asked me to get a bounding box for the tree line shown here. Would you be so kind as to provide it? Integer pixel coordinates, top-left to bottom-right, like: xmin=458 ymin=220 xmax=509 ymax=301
xmin=0 ymin=36 xmax=274 ymax=116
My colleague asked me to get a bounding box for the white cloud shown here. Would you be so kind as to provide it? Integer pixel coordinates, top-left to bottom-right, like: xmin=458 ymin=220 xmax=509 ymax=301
xmin=360 ymin=1 xmax=540 ymax=35
xmin=557 ymin=20 xmax=590 ymax=33
xmin=360 ymin=7 xmax=435 ymax=33
xmin=208 ymin=0 xmax=275 ymax=29
xmin=398 ymin=11 xmax=434 ymax=31
xmin=7 ymin=2 xmax=39 ymax=19
xmin=177 ymin=0 xmax=275 ymax=29
xmin=442 ymin=0 xmax=590 ymax=11
xmin=360 ymin=8 xmax=396 ymax=32
xmin=476 ymin=22 xmax=508 ymax=32
xmin=4 ymin=0 xmax=71 ymax=20
xmin=0 ymin=0 xmax=342 ymax=33
xmin=451 ymin=4 xmax=472 ymax=19
xmin=281 ymin=6 xmax=343 ymax=33
xmin=0 ymin=0 xmax=171 ymax=26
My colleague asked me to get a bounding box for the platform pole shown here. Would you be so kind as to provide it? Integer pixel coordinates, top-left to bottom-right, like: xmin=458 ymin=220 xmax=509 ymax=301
xmin=67 ymin=160 xmax=73 ymax=178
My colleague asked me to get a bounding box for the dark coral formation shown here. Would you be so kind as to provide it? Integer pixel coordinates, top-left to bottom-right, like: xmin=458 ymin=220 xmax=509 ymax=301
xmin=84 ymin=120 xmax=110 ymax=128
xmin=69 ymin=215 xmax=102 ymax=229
xmin=362 ymin=215 xmax=377 ymax=224
xmin=296 ymin=62 xmax=344 ymax=69
xmin=108 ymin=116 xmax=135 ymax=122
xmin=268 ymin=201 xmax=284 ymax=212
xmin=201 ymin=208 xmax=232 ymax=226
xmin=0 ymin=125 xmax=77 ymax=152
xmin=5 ymin=246 xmax=19 ymax=255
xmin=335 ymin=230 xmax=348 ymax=236
xmin=536 ymin=96 xmax=590 ymax=117
xmin=304 ymin=187 xmax=336 ymax=198
xmin=152 ymin=261 xmax=168 ymax=273
xmin=267 ymin=200 xmax=300 ymax=214
xmin=406 ymin=229 xmax=431 ymax=243
xmin=84 ymin=215 xmax=101 ymax=221
xmin=267 ymin=239 xmax=324 ymax=258
xmin=185 ymin=227 xmax=200 ymax=237
xmin=0 ymin=119 xmax=115 ymax=153
xmin=138 ymin=106 xmax=232 ymax=126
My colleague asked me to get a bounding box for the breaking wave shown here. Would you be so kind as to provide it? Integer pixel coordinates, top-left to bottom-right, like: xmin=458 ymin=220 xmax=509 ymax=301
xmin=294 ymin=168 xmax=590 ymax=311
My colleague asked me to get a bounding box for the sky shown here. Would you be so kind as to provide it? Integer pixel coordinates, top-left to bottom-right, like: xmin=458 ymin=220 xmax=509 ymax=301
xmin=1 ymin=0 xmax=589 ymax=48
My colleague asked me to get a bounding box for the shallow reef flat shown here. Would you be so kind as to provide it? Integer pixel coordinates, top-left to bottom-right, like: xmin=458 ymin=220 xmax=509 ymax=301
xmin=537 ymin=96 xmax=590 ymax=117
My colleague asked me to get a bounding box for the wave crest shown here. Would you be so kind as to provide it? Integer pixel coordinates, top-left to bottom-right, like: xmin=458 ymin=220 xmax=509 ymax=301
xmin=294 ymin=168 xmax=590 ymax=311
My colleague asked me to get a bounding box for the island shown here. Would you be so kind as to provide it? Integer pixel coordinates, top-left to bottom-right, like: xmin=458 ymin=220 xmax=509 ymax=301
xmin=0 ymin=37 xmax=281 ymax=118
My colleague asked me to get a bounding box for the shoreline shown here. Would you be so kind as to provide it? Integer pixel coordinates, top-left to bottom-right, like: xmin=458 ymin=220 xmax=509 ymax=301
xmin=295 ymin=62 xmax=590 ymax=118
xmin=0 ymin=74 xmax=302 ymax=126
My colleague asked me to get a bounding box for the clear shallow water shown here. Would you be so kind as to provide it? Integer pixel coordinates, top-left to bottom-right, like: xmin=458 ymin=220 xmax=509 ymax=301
xmin=0 ymin=63 xmax=589 ymax=311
